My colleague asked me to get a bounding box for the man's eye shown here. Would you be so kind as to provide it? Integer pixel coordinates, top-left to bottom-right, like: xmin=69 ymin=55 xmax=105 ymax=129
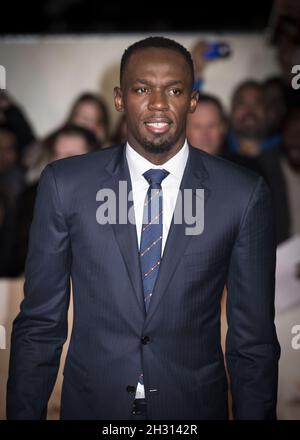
xmin=136 ymin=87 xmax=149 ymax=94
xmin=169 ymin=89 xmax=182 ymax=96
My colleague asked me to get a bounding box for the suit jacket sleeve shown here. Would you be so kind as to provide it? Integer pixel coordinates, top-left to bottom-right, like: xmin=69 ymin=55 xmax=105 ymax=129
xmin=6 ymin=163 xmax=71 ymax=419
xmin=225 ymin=175 xmax=281 ymax=420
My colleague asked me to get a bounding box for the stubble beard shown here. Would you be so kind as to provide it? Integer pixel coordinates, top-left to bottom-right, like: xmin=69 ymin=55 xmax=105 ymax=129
xmin=139 ymin=130 xmax=183 ymax=155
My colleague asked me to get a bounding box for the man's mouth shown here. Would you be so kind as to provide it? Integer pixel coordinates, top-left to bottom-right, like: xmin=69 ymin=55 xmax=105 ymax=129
xmin=144 ymin=118 xmax=172 ymax=134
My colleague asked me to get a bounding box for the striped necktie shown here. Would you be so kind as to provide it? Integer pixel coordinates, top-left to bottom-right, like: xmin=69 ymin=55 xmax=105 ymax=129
xmin=136 ymin=168 xmax=169 ymax=392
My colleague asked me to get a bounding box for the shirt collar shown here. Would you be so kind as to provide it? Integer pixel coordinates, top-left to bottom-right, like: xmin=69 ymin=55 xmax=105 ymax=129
xmin=125 ymin=139 xmax=189 ymax=183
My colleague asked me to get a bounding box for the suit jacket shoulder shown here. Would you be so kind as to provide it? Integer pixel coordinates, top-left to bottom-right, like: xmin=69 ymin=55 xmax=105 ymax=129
xmin=49 ymin=143 xmax=123 ymax=180
xmin=195 ymin=147 xmax=261 ymax=189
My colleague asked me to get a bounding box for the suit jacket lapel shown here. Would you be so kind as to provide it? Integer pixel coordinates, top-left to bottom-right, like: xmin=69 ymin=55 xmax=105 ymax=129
xmin=101 ymin=145 xmax=145 ymax=316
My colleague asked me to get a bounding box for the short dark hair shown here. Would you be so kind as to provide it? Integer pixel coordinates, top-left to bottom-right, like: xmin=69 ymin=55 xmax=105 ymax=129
xmin=120 ymin=36 xmax=194 ymax=87
xmin=231 ymin=79 xmax=264 ymax=105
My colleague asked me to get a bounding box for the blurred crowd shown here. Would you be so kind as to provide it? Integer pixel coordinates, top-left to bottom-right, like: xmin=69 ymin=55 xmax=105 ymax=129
xmin=0 ymin=35 xmax=299 ymax=277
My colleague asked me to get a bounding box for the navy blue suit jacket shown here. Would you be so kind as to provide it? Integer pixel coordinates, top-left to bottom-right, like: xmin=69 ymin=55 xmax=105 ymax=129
xmin=7 ymin=144 xmax=280 ymax=419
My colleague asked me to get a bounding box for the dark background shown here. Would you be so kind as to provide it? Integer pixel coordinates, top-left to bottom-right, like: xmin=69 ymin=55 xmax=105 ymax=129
xmin=2 ymin=0 xmax=274 ymax=34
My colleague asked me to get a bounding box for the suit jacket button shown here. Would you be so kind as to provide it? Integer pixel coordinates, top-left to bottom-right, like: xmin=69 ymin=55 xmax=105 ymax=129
xmin=141 ymin=335 xmax=151 ymax=344
xmin=126 ymin=385 xmax=136 ymax=393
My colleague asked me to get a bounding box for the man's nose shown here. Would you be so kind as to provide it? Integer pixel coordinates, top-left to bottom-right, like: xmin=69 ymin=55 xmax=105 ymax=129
xmin=148 ymin=90 xmax=169 ymax=111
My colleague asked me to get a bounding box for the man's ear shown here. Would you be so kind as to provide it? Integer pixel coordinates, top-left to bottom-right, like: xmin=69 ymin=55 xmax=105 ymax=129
xmin=114 ymin=86 xmax=124 ymax=112
xmin=189 ymin=90 xmax=199 ymax=114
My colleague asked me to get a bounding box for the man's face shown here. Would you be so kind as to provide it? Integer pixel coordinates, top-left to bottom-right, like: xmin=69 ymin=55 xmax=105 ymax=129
xmin=114 ymin=47 xmax=198 ymax=158
xmin=187 ymin=102 xmax=226 ymax=155
xmin=231 ymin=86 xmax=267 ymax=139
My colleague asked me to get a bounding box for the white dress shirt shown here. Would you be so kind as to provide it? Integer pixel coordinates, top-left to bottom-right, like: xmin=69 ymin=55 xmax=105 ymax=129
xmin=125 ymin=139 xmax=189 ymax=398
xmin=126 ymin=140 xmax=189 ymax=255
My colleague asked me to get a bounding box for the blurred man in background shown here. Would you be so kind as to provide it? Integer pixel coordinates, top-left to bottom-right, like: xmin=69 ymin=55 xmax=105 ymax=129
xmin=225 ymin=80 xmax=291 ymax=244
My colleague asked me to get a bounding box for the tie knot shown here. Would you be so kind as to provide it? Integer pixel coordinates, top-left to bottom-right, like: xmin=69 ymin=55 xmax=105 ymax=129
xmin=143 ymin=168 xmax=169 ymax=187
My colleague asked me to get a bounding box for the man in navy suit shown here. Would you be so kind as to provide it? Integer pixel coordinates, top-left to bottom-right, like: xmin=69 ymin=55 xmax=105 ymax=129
xmin=7 ymin=36 xmax=280 ymax=420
